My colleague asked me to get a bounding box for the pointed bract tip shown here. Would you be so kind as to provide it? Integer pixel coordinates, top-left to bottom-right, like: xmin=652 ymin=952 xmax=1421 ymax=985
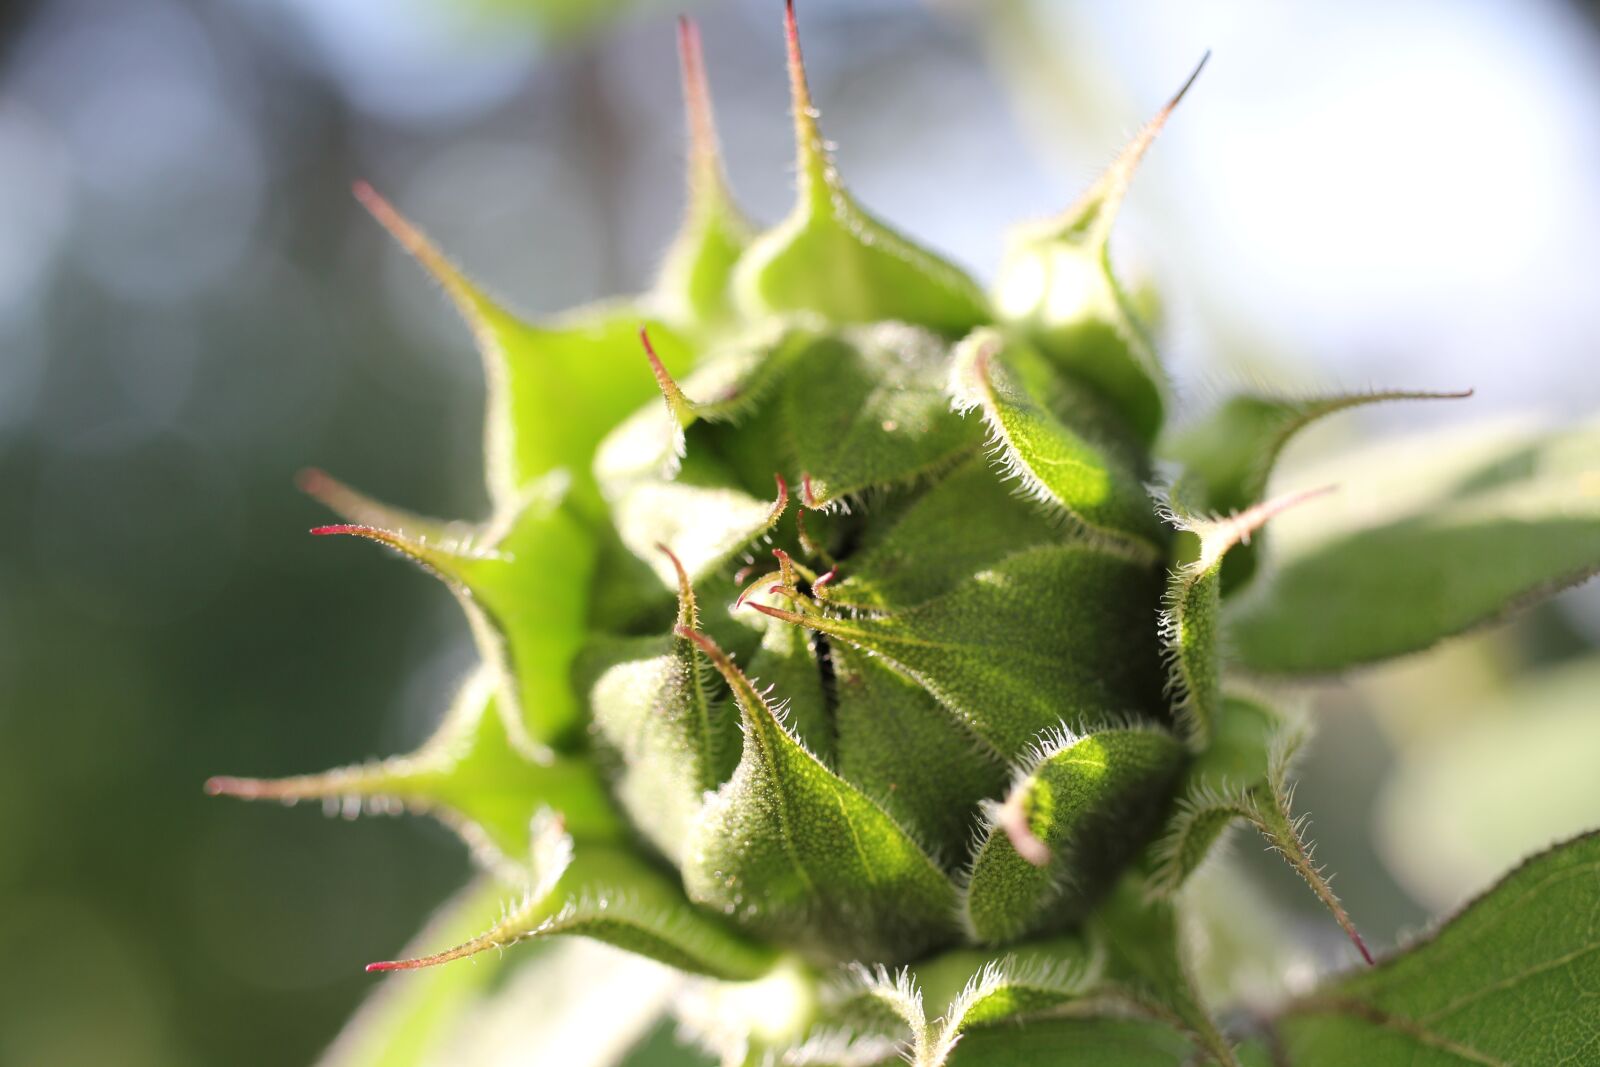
xmin=783 ymin=0 xmax=801 ymax=64
xmin=350 ymin=178 xmax=381 ymax=211
xmin=1168 ymin=51 xmax=1211 ymax=116
xmin=770 ymin=472 xmax=790 ymax=522
xmin=309 ymin=523 xmax=444 ymax=570
xmin=640 ymin=326 xmax=691 ymax=415
xmin=1054 ymin=51 xmax=1209 ymax=242
xmin=204 ymin=775 xmax=252 ymax=798
xmin=364 ymin=934 xmax=492 ymax=972
xmin=1233 ymin=483 xmax=1337 ymax=542
xmin=351 ymin=180 xmax=410 ymax=245
xmin=676 ymin=16 xmax=718 ymax=174
xmin=365 ymin=957 xmax=428 ymax=974
xmin=676 ymin=16 xmax=707 ymax=107
xmin=1352 ymin=929 xmax=1375 ymax=967
xmin=352 ymin=179 xmax=478 ymax=313
xmin=1198 ymin=482 xmax=1337 ymax=566
xmin=771 ymin=546 xmax=801 ymax=593
xmin=782 ymin=0 xmax=831 ymax=191
xmin=782 ymin=0 xmax=807 ymax=111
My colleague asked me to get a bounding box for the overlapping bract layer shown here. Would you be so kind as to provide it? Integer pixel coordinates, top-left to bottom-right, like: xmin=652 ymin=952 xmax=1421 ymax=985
xmin=207 ymin=7 xmax=1600 ymax=1067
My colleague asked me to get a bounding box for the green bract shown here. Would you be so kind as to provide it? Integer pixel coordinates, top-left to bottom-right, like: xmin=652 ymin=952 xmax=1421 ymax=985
xmin=211 ymin=8 xmax=1600 ymax=1066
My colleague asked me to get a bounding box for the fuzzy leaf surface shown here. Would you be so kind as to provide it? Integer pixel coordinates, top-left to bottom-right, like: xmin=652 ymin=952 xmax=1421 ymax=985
xmin=828 ymin=455 xmax=1060 ymax=612
xmin=1162 ymin=487 xmax=1331 ymax=747
xmin=580 ymin=634 xmax=735 ymax=865
xmin=578 ymin=540 xmax=736 ymax=867
xmin=1227 ymin=421 xmax=1600 ymax=674
xmin=679 ymin=628 xmax=960 ymax=963
xmin=765 ymin=544 xmax=1167 ymax=757
xmin=949 ymin=329 xmax=1164 ymax=555
xmin=962 ymin=728 xmax=1184 ymax=943
xmin=1272 ymin=831 xmax=1600 ymax=1065
xmin=993 ymin=237 xmax=1165 ymax=445
xmin=604 ymin=451 xmax=786 ymax=592
xmin=381 ymin=840 xmax=776 ymax=982
xmin=742 ymin=614 xmax=835 ymax=762
xmin=779 ymin=327 xmax=978 ymax=508
xmin=831 ymin=646 xmax=1009 ymax=861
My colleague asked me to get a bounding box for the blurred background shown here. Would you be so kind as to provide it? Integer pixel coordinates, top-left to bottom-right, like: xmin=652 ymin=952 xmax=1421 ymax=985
xmin=1 ymin=0 xmax=1598 ymax=1063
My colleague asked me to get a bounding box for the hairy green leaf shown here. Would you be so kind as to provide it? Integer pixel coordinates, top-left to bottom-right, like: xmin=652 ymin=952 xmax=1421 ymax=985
xmin=1227 ymin=420 xmax=1600 ymax=674
xmin=1146 ymin=695 xmax=1281 ymax=893
xmin=961 ymin=727 xmax=1183 ymax=943
xmin=730 ymin=4 xmax=988 ymax=335
xmin=1148 ymin=705 xmax=1372 ymax=964
xmin=1161 ymin=488 xmax=1332 ymax=748
xmin=310 ymin=471 xmax=595 ymax=749
xmin=742 ymin=607 xmax=835 ymax=762
xmin=949 ymin=329 xmax=1164 ymax=557
xmin=353 ymin=183 xmax=692 ymax=512
xmin=831 ymin=645 xmax=1009 ymax=861
xmin=605 ymin=456 xmax=788 ymax=592
xmin=826 ymin=455 xmax=1061 ymax=612
xmin=207 ymin=669 xmax=621 ymax=876
xmin=1272 ymin=831 xmax=1600 ymax=1065
xmin=579 ymin=549 xmax=738 ymax=865
xmin=373 ymin=816 xmax=776 ymax=982
xmin=752 ymin=544 xmax=1168 ymax=758
xmin=778 ymin=326 xmax=979 ymax=508
xmin=819 ymin=950 xmax=1101 ymax=1067
xmin=679 ymin=627 xmax=960 ymax=963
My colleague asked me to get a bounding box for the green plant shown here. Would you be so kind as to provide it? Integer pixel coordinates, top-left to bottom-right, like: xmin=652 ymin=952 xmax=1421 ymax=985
xmin=209 ymin=7 xmax=1600 ymax=1064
